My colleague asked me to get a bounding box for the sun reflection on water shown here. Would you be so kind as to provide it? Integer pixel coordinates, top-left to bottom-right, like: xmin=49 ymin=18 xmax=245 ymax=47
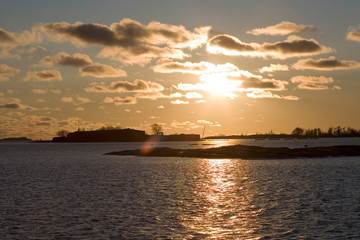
xmin=181 ymin=159 xmax=262 ymax=239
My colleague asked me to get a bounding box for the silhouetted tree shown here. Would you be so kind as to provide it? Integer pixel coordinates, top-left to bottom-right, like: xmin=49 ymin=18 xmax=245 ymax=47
xmin=56 ymin=129 xmax=69 ymax=137
xmin=97 ymin=125 xmax=122 ymax=131
xmin=291 ymin=127 xmax=304 ymax=136
xmin=151 ymin=123 xmax=163 ymax=135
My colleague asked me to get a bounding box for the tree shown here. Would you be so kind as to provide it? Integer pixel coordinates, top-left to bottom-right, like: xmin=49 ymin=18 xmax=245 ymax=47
xmin=56 ymin=129 xmax=69 ymax=137
xmin=151 ymin=123 xmax=163 ymax=135
xmin=291 ymin=127 xmax=304 ymax=136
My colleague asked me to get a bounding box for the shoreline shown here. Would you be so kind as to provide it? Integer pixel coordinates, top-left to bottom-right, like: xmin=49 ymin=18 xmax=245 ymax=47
xmin=105 ymin=144 xmax=360 ymax=159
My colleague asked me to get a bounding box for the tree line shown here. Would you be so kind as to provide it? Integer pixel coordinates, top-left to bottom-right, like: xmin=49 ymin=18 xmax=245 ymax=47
xmin=291 ymin=126 xmax=360 ymax=138
xmin=56 ymin=124 xmax=164 ymax=137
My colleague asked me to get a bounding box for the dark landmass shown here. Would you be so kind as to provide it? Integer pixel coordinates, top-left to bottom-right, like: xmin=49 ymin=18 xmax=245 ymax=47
xmin=105 ymin=144 xmax=360 ymax=159
xmin=205 ymin=126 xmax=360 ymax=139
xmin=0 ymin=137 xmax=32 ymax=142
xmin=53 ymin=128 xmax=200 ymax=142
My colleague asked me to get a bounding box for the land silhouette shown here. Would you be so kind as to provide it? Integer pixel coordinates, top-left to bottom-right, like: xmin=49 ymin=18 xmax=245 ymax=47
xmin=52 ymin=126 xmax=200 ymax=142
xmin=106 ymin=144 xmax=360 ymax=159
xmin=205 ymin=126 xmax=360 ymax=139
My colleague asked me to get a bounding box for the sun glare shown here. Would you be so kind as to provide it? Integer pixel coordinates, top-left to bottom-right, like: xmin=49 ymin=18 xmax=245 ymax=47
xmin=202 ymin=78 xmax=239 ymax=98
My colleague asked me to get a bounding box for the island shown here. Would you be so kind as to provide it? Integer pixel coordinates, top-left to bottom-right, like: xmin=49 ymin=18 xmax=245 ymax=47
xmin=52 ymin=128 xmax=200 ymax=142
xmin=105 ymin=144 xmax=360 ymax=159
xmin=0 ymin=137 xmax=32 ymax=142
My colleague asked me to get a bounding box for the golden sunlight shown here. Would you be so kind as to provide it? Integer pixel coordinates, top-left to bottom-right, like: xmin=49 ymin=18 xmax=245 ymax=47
xmin=200 ymin=74 xmax=241 ymax=98
xmin=181 ymin=159 xmax=262 ymax=238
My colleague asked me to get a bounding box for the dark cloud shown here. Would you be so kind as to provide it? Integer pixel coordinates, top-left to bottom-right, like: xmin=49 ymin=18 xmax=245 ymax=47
xmin=207 ymin=35 xmax=332 ymax=59
xmin=42 ymin=52 xmax=92 ymax=67
xmin=0 ymin=97 xmax=38 ymax=110
xmin=36 ymin=18 xmax=210 ymax=64
xmin=0 ymin=64 xmax=20 ymax=81
xmin=240 ymin=77 xmax=286 ymax=90
xmin=208 ymin=34 xmax=255 ymax=52
xmin=0 ymin=103 xmax=21 ymax=109
xmin=84 ymin=79 xmax=164 ymax=93
xmin=0 ymin=28 xmax=18 ymax=45
xmin=80 ymin=63 xmax=127 ymax=78
xmin=247 ymin=21 xmax=316 ymax=36
xmin=35 ymin=122 xmax=51 ymax=126
xmin=293 ymin=56 xmax=360 ymax=70
xmin=23 ymin=70 xmax=62 ymax=82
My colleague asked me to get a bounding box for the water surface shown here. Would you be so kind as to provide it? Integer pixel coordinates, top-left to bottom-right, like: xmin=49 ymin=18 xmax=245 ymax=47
xmin=1 ymin=139 xmax=360 ymax=239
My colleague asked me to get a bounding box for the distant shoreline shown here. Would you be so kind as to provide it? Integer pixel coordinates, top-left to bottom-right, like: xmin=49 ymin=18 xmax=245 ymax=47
xmin=106 ymin=144 xmax=360 ymax=159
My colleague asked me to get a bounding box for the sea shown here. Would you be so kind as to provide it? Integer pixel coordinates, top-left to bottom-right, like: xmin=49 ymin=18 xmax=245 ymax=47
xmin=1 ymin=138 xmax=360 ymax=239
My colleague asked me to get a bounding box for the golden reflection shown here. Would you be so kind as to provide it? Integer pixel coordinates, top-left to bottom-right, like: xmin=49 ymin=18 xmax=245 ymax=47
xmin=181 ymin=159 xmax=262 ymax=239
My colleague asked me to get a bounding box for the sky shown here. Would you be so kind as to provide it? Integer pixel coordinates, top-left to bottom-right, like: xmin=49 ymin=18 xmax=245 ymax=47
xmin=1 ymin=0 xmax=360 ymax=140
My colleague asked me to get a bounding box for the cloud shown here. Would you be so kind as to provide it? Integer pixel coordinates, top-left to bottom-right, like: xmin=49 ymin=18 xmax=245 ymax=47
xmin=98 ymin=44 xmax=187 ymax=65
xmin=347 ymin=31 xmax=360 ymax=42
xmin=75 ymin=107 xmax=85 ymax=111
xmin=103 ymin=96 xmax=137 ymax=105
xmin=42 ymin=52 xmax=92 ymax=67
xmin=84 ymin=79 xmax=164 ymax=93
xmin=76 ymin=96 xmax=90 ymax=104
xmin=347 ymin=26 xmax=360 ymax=42
xmin=246 ymin=90 xmax=299 ymax=100
xmin=0 ymin=64 xmax=20 ymax=81
xmin=35 ymin=18 xmax=211 ymax=64
xmin=197 ymin=120 xmax=221 ymax=127
xmin=153 ymin=61 xmax=255 ymax=77
xmin=0 ymin=28 xmax=42 ymax=60
xmin=236 ymin=77 xmax=287 ymax=91
xmin=185 ymin=92 xmax=203 ymax=99
xmin=32 ymin=89 xmax=47 ymax=94
xmin=207 ymin=34 xmax=333 ymax=59
xmin=247 ymin=21 xmax=316 ymax=36
xmin=80 ymin=63 xmax=127 ymax=78
xmin=61 ymin=97 xmax=73 ymax=102
xmin=0 ymin=28 xmax=19 ymax=45
xmin=0 ymin=97 xmax=38 ymax=110
xmin=23 ymin=70 xmax=62 ymax=82
xmin=259 ymin=64 xmax=289 ymax=73
xmin=291 ymin=75 xmax=334 ymax=90
xmin=170 ymin=99 xmax=190 ymax=104
xmin=170 ymin=120 xmax=200 ymax=129
xmin=16 ymin=46 xmax=47 ymax=55
xmin=292 ymin=56 xmax=360 ymax=70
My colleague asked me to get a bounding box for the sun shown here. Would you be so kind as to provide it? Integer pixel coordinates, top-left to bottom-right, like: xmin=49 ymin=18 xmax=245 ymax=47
xmin=200 ymin=74 xmax=240 ymax=98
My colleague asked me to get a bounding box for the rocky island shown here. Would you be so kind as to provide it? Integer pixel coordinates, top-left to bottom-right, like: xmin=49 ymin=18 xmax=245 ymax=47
xmin=105 ymin=144 xmax=360 ymax=159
